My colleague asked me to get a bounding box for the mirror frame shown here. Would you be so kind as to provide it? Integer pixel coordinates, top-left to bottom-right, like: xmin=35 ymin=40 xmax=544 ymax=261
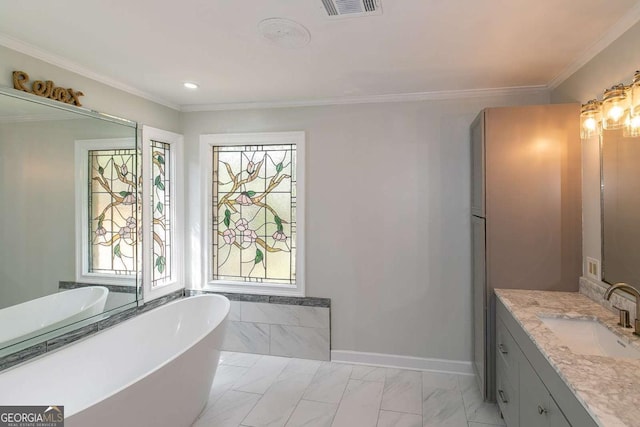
xmin=599 ymin=129 xmax=640 ymax=291
xmin=1 ymin=86 xmax=137 ymax=127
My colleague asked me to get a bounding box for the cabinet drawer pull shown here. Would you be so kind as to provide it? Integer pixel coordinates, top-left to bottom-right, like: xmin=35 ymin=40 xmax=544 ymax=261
xmin=537 ymin=405 xmax=547 ymax=415
xmin=498 ymin=343 xmax=508 ymax=354
xmin=498 ymin=389 xmax=508 ymax=403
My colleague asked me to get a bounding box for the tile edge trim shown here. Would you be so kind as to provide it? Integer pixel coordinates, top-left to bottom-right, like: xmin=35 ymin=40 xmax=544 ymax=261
xmin=330 ymin=350 xmax=474 ymax=376
xmin=59 ymin=281 xmax=137 ymax=294
xmin=187 ymin=289 xmax=331 ymax=307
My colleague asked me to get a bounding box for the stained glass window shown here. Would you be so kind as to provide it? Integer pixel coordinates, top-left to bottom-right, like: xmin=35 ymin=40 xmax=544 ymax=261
xmin=88 ymin=148 xmax=137 ymax=276
xmin=211 ymin=144 xmax=296 ymax=284
xmin=150 ymin=140 xmax=172 ymax=287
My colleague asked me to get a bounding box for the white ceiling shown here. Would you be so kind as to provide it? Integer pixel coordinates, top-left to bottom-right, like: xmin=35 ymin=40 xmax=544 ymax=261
xmin=1 ymin=0 xmax=639 ymax=110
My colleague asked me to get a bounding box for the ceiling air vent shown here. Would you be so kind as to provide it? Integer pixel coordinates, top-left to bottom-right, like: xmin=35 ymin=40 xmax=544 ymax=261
xmin=321 ymin=0 xmax=382 ymax=18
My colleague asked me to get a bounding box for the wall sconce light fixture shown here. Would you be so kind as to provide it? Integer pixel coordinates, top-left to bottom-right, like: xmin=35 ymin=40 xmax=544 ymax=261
xmin=580 ymin=69 xmax=640 ymax=139
xmin=602 ymin=84 xmax=630 ymax=130
xmin=580 ymin=99 xmax=602 ymax=139
xmin=625 ymin=71 xmax=640 ymax=137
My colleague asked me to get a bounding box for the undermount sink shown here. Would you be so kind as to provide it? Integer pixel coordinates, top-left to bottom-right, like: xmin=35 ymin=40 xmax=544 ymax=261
xmin=538 ymin=316 xmax=640 ymax=359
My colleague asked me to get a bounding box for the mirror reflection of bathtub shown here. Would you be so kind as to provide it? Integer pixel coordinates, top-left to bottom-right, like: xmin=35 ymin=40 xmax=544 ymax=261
xmin=0 ymin=287 xmax=108 ymax=348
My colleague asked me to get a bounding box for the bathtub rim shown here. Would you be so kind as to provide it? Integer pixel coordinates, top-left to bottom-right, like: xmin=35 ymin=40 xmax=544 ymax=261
xmin=70 ymin=294 xmax=230 ymax=416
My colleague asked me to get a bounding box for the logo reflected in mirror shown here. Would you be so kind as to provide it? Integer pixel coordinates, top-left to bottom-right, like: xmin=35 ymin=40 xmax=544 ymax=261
xmin=0 ymin=405 xmax=64 ymax=426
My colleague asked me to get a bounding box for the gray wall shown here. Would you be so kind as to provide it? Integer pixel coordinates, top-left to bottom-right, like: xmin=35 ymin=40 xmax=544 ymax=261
xmin=552 ymin=20 xmax=640 ymax=282
xmin=182 ymin=91 xmax=550 ymax=361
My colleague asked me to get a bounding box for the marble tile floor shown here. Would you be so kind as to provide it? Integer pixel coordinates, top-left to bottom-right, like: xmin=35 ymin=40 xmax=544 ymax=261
xmin=193 ymin=352 xmax=505 ymax=427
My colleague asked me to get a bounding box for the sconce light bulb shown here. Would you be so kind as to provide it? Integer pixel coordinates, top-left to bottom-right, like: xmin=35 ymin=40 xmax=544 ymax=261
xmin=583 ymin=117 xmax=597 ymax=131
xmin=631 ymin=116 xmax=640 ymax=129
xmin=608 ymin=105 xmax=624 ymax=121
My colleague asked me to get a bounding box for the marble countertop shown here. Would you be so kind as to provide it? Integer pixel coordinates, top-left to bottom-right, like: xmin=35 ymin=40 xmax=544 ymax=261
xmin=495 ymin=289 xmax=640 ymax=427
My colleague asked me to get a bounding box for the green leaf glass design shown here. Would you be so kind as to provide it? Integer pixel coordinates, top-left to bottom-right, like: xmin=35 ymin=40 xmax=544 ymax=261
xmin=274 ymin=215 xmax=284 ymax=233
xmin=255 ymin=248 xmax=263 ymax=265
xmin=211 ymin=144 xmax=296 ymax=284
xmin=156 ymin=255 xmax=166 ymax=274
xmin=151 ymin=140 xmax=172 ymax=287
xmin=89 ymin=148 xmax=136 ymax=276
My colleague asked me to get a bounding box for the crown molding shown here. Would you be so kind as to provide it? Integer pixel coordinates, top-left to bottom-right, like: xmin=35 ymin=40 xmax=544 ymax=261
xmin=0 ymin=32 xmax=548 ymax=113
xmin=547 ymin=2 xmax=640 ymax=90
xmin=180 ymin=85 xmax=549 ymax=112
xmin=0 ymin=33 xmax=180 ymax=111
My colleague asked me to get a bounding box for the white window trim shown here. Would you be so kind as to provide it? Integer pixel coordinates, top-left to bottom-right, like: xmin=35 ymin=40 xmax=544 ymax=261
xmin=199 ymin=131 xmax=305 ymax=297
xmin=141 ymin=125 xmax=184 ymax=302
xmin=74 ymin=138 xmax=137 ymax=286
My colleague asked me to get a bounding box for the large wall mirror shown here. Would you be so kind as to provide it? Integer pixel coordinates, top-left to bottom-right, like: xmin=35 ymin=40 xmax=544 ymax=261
xmin=0 ymin=87 xmax=140 ymax=356
xmin=601 ymin=128 xmax=640 ymax=290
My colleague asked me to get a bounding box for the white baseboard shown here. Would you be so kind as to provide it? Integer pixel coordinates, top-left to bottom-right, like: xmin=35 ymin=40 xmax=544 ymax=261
xmin=331 ymin=350 xmax=474 ymax=376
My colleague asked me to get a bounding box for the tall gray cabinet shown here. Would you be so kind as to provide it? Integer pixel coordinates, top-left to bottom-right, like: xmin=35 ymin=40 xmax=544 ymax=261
xmin=470 ymin=104 xmax=582 ymax=401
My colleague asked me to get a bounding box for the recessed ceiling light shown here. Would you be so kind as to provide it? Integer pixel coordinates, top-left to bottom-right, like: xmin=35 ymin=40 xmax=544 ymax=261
xmin=183 ymin=82 xmax=199 ymax=89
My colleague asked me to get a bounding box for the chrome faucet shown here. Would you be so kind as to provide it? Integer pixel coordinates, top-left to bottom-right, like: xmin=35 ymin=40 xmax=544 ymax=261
xmin=604 ymin=282 xmax=640 ymax=336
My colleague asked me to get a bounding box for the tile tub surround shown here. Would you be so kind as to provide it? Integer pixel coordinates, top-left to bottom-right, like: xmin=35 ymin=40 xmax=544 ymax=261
xmin=194 ymin=351 xmax=503 ymax=427
xmin=0 ymin=289 xmax=184 ymax=372
xmin=221 ymin=301 xmax=330 ymax=360
xmin=188 ymin=290 xmax=331 ymax=361
xmin=495 ymin=288 xmax=640 ymax=427
xmin=185 ymin=290 xmax=331 ymax=307
xmin=59 ymin=280 xmax=138 ymax=294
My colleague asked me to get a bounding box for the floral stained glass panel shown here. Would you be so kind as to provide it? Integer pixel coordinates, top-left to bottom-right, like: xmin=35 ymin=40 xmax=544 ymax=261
xmin=151 ymin=140 xmax=172 ymax=287
xmin=89 ymin=149 xmax=137 ymax=275
xmin=212 ymin=144 xmax=296 ymax=284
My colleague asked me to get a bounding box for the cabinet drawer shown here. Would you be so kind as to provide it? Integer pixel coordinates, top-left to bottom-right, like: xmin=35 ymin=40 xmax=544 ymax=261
xmin=497 ymin=353 xmax=519 ymax=427
xmin=520 ymin=357 xmax=551 ymax=427
xmin=496 ymin=317 xmax=520 ymax=382
xmin=548 ymin=396 xmax=571 ymax=427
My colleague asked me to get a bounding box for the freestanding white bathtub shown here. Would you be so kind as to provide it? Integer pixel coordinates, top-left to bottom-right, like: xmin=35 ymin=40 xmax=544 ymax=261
xmin=0 ymin=286 xmax=109 ymax=348
xmin=0 ymin=294 xmax=230 ymax=427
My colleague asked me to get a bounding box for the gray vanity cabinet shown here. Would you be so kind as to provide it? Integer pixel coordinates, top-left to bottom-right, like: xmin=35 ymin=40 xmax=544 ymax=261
xmin=496 ymin=298 xmax=595 ymax=427
xmin=548 ymin=398 xmax=571 ymax=427
xmin=519 ymin=358 xmax=570 ymax=427
xmin=496 ymin=316 xmax=521 ymax=426
xmin=496 ymin=352 xmax=519 ymax=426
